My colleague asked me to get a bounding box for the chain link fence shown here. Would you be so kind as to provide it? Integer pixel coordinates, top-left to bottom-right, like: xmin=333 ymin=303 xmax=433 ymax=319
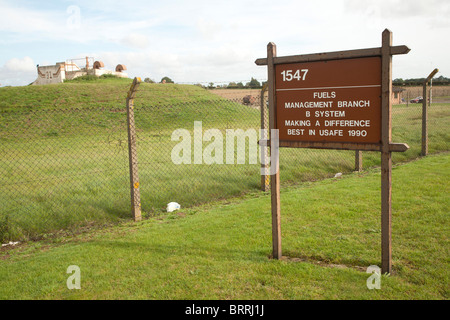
xmin=0 ymin=83 xmax=449 ymax=242
xmin=0 ymin=106 xmax=130 ymax=241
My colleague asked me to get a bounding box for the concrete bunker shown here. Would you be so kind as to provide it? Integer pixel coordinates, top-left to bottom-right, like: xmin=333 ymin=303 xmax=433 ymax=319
xmin=33 ymin=57 xmax=128 ymax=85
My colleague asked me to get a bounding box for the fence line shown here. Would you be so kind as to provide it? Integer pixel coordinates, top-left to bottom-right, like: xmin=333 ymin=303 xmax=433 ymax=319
xmin=0 ymin=81 xmax=449 ymax=242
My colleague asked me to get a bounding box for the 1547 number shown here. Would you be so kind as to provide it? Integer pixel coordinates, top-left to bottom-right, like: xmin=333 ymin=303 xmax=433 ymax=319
xmin=281 ymin=69 xmax=308 ymax=82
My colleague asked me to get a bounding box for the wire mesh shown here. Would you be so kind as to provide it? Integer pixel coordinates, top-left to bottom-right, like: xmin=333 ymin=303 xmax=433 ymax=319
xmin=134 ymin=91 xmax=263 ymax=216
xmin=0 ymin=84 xmax=448 ymax=242
xmin=0 ymin=106 xmax=130 ymax=241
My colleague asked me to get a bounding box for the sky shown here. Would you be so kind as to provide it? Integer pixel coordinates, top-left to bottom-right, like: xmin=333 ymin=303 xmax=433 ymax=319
xmin=0 ymin=0 xmax=449 ymax=87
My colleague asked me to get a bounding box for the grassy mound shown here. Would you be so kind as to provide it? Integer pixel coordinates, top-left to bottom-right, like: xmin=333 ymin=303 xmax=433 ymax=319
xmin=0 ymin=77 xmax=228 ymax=111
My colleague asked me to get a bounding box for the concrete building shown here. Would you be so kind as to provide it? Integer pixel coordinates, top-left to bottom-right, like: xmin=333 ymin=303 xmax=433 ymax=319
xmin=32 ymin=57 xmax=128 ymax=85
xmin=392 ymin=86 xmax=406 ymax=104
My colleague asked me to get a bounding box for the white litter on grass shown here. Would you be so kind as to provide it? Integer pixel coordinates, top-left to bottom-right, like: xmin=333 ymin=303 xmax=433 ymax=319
xmin=334 ymin=172 xmax=343 ymax=178
xmin=1 ymin=241 xmax=19 ymax=247
xmin=167 ymin=202 xmax=181 ymax=213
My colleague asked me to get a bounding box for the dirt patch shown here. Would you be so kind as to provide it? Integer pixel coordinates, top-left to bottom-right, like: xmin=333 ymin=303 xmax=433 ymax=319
xmin=209 ymin=89 xmax=264 ymax=109
xmin=278 ymin=255 xmax=367 ymax=272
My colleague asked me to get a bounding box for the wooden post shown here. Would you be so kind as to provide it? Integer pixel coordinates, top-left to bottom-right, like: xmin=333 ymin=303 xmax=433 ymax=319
xmin=260 ymin=84 xmax=270 ymax=191
xmin=381 ymin=29 xmax=393 ymax=274
xmin=126 ymin=77 xmax=142 ymax=222
xmin=267 ymin=42 xmax=282 ymax=259
xmin=256 ymin=32 xmax=409 ymax=268
xmin=355 ymin=150 xmax=363 ymax=172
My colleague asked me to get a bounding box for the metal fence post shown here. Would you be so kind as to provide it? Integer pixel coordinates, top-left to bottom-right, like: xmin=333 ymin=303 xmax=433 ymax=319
xmin=126 ymin=77 xmax=142 ymax=222
xmin=422 ymin=68 xmax=439 ymax=156
xmin=266 ymin=42 xmax=282 ymax=260
xmin=260 ymin=83 xmax=270 ymax=191
xmin=355 ymin=150 xmax=363 ymax=172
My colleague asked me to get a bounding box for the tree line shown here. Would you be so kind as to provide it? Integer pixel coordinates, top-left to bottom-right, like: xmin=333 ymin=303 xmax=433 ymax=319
xmin=144 ymin=75 xmax=449 ymax=88
xmin=393 ymin=75 xmax=449 ymax=86
xmin=143 ymin=76 xmax=174 ymax=84
xmin=221 ymin=78 xmax=266 ymax=89
xmin=142 ymin=77 xmax=266 ymax=89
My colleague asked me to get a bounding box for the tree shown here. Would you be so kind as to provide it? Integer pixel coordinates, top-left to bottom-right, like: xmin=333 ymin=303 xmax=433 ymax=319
xmin=144 ymin=78 xmax=154 ymax=83
xmin=247 ymin=77 xmax=261 ymax=88
xmin=227 ymin=82 xmax=238 ymax=89
xmin=393 ymin=78 xmax=404 ymax=86
xmin=161 ymin=76 xmax=174 ymax=84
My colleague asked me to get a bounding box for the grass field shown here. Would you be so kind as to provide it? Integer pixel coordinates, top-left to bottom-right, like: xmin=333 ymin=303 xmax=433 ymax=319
xmin=0 ymin=79 xmax=449 ymax=242
xmin=0 ymin=76 xmax=225 ymax=111
xmin=0 ymin=153 xmax=448 ymax=300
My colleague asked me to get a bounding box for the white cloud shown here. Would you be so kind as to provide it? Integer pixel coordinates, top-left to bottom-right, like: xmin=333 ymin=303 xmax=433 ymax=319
xmin=0 ymin=56 xmax=37 ymax=86
xmin=196 ymin=19 xmax=222 ymax=40
xmin=3 ymin=56 xmax=36 ymax=72
xmin=121 ymin=33 xmax=150 ymax=49
xmin=0 ymin=0 xmax=449 ymax=85
xmin=0 ymin=3 xmax=57 ymax=35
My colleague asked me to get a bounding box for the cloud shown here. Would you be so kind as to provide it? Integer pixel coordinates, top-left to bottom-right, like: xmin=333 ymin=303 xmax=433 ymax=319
xmin=344 ymin=0 xmax=450 ymax=23
xmin=121 ymin=33 xmax=150 ymax=49
xmin=0 ymin=56 xmax=37 ymax=86
xmin=0 ymin=0 xmax=449 ymax=85
xmin=0 ymin=2 xmax=160 ymax=45
xmin=196 ymin=19 xmax=222 ymax=40
xmin=80 ymin=46 xmax=263 ymax=85
xmin=3 ymin=56 xmax=36 ymax=72
xmin=0 ymin=3 xmax=57 ymax=35
xmin=84 ymin=50 xmax=182 ymax=80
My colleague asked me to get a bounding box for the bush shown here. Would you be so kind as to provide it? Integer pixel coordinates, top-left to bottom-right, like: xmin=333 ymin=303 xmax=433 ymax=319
xmin=64 ymin=74 xmax=127 ymax=83
xmin=99 ymin=74 xmax=120 ymax=79
xmin=64 ymin=75 xmax=98 ymax=82
xmin=161 ymin=77 xmax=174 ymax=84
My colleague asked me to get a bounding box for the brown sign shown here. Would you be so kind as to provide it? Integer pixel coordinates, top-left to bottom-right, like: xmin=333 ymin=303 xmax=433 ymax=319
xmin=256 ymin=30 xmax=411 ymax=273
xmin=275 ymin=57 xmax=382 ymax=144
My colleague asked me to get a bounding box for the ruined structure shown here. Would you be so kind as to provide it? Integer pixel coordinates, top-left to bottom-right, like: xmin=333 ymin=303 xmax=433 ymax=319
xmin=32 ymin=57 xmax=128 ymax=85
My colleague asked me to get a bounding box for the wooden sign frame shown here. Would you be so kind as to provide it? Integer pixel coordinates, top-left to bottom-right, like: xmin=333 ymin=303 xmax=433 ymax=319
xmin=255 ymin=29 xmax=410 ymax=274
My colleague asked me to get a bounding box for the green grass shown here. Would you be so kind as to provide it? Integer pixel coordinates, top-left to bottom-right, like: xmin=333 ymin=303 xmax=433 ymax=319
xmin=0 ymin=77 xmax=226 ymax=111
xmin=0 ymin=80 xmax=448 ymax=241
xmin=63 ymin=74 xmax=126 ymax=83
xmin=0 ymin=81 xmax=262 ymax=240
xmin=0 ymin=153 xmax=448 ymax=299
xmin=344 ymin=103 xmax=450 ymax=169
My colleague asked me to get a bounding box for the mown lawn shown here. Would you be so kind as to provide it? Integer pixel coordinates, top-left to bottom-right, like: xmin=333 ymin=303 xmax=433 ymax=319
xmin=0 ymin=153 xmax=448 ymax=300
xmin=1 ymin=101 xmax=448 ymax=241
